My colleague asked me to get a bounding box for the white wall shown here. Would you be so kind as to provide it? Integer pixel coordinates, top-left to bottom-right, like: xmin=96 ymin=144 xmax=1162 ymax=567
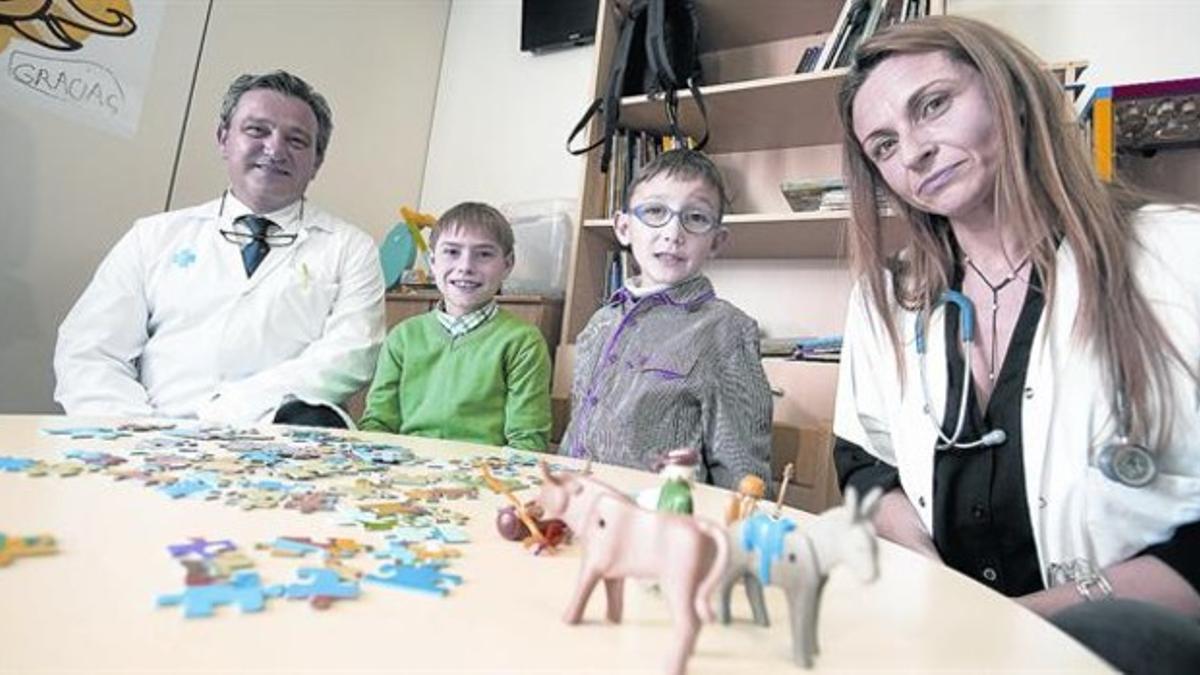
xmin=949 ymin=0 xmax=1200 ymax=102
xmin=419 ymin=0 xmax=595 ymax=214
xmin=169 ymin=1 xmax=451 ymax=242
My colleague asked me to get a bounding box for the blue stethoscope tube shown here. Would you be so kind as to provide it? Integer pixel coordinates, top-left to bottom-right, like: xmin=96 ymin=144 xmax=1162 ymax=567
xmin=916 ymin=291 xmax=1006 ymax=450
xmin=914 ymin=291 xmax=1154 ymax=486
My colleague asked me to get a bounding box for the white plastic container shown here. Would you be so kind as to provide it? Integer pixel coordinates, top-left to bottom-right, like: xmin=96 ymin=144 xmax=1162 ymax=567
xmin=500 ymin=199 xmax=576 ymax=297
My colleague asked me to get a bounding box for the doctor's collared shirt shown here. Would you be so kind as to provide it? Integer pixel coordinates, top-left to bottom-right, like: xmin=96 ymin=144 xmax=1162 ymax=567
xmin=559 ymin=274 xmax=773 ymax=490
xmin=54 ymin=193 xmax=386 ymax=424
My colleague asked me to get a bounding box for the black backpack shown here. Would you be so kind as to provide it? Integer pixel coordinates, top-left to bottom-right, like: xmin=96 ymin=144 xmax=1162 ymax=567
xmin=567 ymin=0 xmax=709 ymax=173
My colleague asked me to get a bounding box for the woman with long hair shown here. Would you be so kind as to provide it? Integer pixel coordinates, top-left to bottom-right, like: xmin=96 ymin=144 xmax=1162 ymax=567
xmin=832 ymin=15 xmax=1199 ymax=671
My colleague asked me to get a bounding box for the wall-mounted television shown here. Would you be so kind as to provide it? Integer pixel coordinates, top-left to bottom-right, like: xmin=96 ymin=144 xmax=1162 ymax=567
xmin=521 ymin=0 xmax=599 ymax=54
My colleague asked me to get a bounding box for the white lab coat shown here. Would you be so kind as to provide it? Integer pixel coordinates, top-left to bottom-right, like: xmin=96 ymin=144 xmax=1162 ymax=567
xmin=54 ymin=194 xmax=386 ymax=424
xmin=834 ymin=205 xmax=1200 ymax=584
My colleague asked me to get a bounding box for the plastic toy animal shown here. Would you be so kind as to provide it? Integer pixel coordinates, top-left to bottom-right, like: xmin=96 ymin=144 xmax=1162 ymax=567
xmin=718 ymin=486 xmax=882 ymax=668
xmin=536 ymin=461 xmax=728 ymax=675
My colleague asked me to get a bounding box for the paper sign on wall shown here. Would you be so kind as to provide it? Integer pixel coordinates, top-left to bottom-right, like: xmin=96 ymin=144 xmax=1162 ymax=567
xmin=0 ymin=0 xmax=164 ymax=138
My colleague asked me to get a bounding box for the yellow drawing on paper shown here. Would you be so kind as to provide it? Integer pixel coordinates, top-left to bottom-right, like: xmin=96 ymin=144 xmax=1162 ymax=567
xmin=0 ymin=0 xmax=137 ymax=54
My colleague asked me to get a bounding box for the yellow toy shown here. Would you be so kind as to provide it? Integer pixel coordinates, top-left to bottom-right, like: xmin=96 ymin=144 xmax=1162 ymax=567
xmin=0 ymin=533 xmax=58 ymax=567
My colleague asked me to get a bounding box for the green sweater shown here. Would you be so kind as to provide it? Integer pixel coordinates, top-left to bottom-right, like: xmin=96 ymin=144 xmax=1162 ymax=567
xmin=359 ymin=310 xmax=552 ymax=451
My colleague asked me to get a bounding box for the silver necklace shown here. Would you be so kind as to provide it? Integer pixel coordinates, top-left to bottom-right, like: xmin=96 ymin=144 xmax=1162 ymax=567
xmin=964 ymin=254 xmax=1030 ymax=382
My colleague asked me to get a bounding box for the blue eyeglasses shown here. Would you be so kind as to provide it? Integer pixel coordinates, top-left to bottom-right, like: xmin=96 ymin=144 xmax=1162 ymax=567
xmin=629 ymin=201 xmax=720 ymax=234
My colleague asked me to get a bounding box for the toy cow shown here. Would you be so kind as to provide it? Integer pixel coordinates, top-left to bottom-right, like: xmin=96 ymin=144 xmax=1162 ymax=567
xmin=536 ymin=461 xmax=728 ymax=675
xmin=718 ymin=486 xmax=882 ymax=668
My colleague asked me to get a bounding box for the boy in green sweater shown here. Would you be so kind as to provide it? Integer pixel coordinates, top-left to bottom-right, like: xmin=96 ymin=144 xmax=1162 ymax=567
xmin=359 ymin=202 xmax=552 ymax=450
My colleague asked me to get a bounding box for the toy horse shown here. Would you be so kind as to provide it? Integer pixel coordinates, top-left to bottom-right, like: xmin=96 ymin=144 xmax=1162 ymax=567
xmin=718 ymin=486 xmax=882 ymax=668
xmin=535 ymin=461 xmax=729 ymax=675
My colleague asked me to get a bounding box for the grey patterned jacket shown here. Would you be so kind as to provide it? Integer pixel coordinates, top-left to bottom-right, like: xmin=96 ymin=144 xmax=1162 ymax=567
xmin=559 ymin=275 xmax=773 ymax=490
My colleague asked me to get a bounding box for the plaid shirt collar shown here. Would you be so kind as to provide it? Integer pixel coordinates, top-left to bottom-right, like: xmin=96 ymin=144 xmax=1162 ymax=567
xmin=610 ymin=274 xmax=716 ymax=311
xmin=435 ymin=300 xmax=499 ymax=338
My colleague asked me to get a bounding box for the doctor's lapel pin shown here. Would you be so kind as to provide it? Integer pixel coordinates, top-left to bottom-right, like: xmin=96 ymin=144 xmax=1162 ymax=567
xmin=172 ymin=249 xmax=197 ymax=268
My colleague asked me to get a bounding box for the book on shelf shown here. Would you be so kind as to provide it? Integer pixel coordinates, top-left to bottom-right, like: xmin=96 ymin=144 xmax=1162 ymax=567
xmin=603 ymin=130 xmax=697 ymax=218
xmin=760 ymin=335 xmax=844 ymax=362
xmin=793 ymin=335 xmax=843 ymax=362
xmin=831 ymin=0 xmax=874 ymax=70
xmin=901 ymin=0 xmax=931 ymax=21
xmin=602 ymin=247 xmax=634 ymax=301
xmin=794 ymin=45 xmax=823 ymax=74
xmin=821 ymin=0 xmax=930 ymax=71
xmin=819 ymin=0 xmax=859 ymax=71
xmin=861 ymin=0 xmax=891 ymax=41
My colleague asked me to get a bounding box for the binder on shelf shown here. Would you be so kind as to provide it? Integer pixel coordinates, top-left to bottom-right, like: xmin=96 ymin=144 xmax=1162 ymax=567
xmin=831 ymin=0 xmax=874 ymax=70
xmin=862 ymin=0 xmax=891 ymax=40
xmin=819 ymin=0 xmax=857 ymax=71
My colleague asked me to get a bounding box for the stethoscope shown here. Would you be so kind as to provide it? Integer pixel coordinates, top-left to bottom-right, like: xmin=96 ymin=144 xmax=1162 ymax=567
xmin=914 ymin=290 xmax=1157 ymax=488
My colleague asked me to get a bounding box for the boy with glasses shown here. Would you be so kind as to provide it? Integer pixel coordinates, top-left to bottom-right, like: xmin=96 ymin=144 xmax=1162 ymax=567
xmin=560 ymin=149 xmax=772 ymax=490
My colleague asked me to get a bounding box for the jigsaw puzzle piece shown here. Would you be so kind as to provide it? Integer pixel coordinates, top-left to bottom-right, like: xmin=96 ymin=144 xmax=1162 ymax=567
xmin=0 ymin=456 xmax=37 ymax=472
xmin=372 ymin=539 xmax=418 ymax=565
xmin=388 ymin=527 xmax=437 ymax=544
xmin=167 ymin=537 xmax=236 ymax=560
xmin=433 ymin=525 xmax=470 ymax=544
xmin=365 ymin=562 xmax=463 ymax=597
xmin=259 ymin=536 xmax=324 ymax=558
xmin=210 ymin=550 xmax=255 ymax=577
xmin=157 ymin=571 xmax=283 ymax=618
xmin=0 ymin=534 xmax=58 ymax=566
xmin=281 ymin=567 xmax=360 ymax=609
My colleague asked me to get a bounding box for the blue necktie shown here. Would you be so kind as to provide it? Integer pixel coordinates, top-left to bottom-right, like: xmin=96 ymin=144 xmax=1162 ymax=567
xmin=236 ymin=215 xmax=275 ymax=278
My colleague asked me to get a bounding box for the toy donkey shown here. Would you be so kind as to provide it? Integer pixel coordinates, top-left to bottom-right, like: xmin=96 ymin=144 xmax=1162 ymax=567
xmin=536 ymin=461 xmax=729 ymax=675
xmin=718 ymin=486 xmax=882 ymax=668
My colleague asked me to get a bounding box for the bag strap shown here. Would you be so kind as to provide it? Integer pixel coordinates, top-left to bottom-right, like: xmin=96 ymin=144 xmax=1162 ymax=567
xmin=645 ymin=0 xmax=701 ymax=91
xmin=566 ymin=1 xmax=647 ymax=172
xmin=646 ymin=0 xmax=707 ymax=151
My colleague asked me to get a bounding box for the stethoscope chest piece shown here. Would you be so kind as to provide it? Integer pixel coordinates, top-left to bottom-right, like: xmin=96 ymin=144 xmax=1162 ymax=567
xmin=1095 ymin=441 xmax=1158 ymax=488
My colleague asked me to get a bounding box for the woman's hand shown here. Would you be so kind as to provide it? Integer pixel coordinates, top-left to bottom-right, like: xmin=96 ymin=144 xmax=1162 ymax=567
xmin=1018 ymin=556 xmax=1200 ymax=619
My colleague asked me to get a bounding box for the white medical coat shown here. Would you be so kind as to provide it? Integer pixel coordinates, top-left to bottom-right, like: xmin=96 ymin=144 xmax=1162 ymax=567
xmin=54 ymin=194 xmax=386 ymax=424
xmin=834 ymin=205 xmax=1200 ymax=584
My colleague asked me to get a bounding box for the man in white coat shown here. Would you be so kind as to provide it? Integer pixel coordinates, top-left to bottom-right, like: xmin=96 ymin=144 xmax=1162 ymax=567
xmin=54 ymin=70 xmax=385 ymax=427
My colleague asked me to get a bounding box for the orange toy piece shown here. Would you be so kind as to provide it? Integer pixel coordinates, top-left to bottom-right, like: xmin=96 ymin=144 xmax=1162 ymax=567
xmin=725 ymin=474 xmax=767 ymax=525
xmin=535 ymin=462 xmax=728 ymax=675
xmin=480 ymin=464 xmax=551 ymax=549
xmin=0 ymin=533 xmax=58 ymax=567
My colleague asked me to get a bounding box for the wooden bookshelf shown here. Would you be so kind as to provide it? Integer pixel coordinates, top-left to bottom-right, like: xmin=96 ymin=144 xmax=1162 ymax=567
xmin=620 ymin=69 xmax=849 ymax=154
xmin=559 ymin=0 xmax=944 ymax=511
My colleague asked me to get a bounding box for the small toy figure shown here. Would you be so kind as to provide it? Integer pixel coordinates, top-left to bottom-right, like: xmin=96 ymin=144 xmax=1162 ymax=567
xmin=482 ymin=464 xmax=568 ymax=553
xmin=724 ymin=474 xmax=767 ymax=525
xmin=635 ymin=447 xmax=700 ymax=514
xmin=536 ymin=461 xmax=728 ymax=675
xmin=718 ymin=486 xmax=883 ymax=668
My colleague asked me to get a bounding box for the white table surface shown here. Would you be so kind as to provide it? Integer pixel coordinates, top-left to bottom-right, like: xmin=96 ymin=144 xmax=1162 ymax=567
xmin=0 ymin=415 xmax=1109 ymax=673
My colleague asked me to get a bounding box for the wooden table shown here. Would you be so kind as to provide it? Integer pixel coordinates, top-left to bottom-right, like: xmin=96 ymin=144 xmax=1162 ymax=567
xmin=0 ymin=415 xmax=1109 ymax=672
